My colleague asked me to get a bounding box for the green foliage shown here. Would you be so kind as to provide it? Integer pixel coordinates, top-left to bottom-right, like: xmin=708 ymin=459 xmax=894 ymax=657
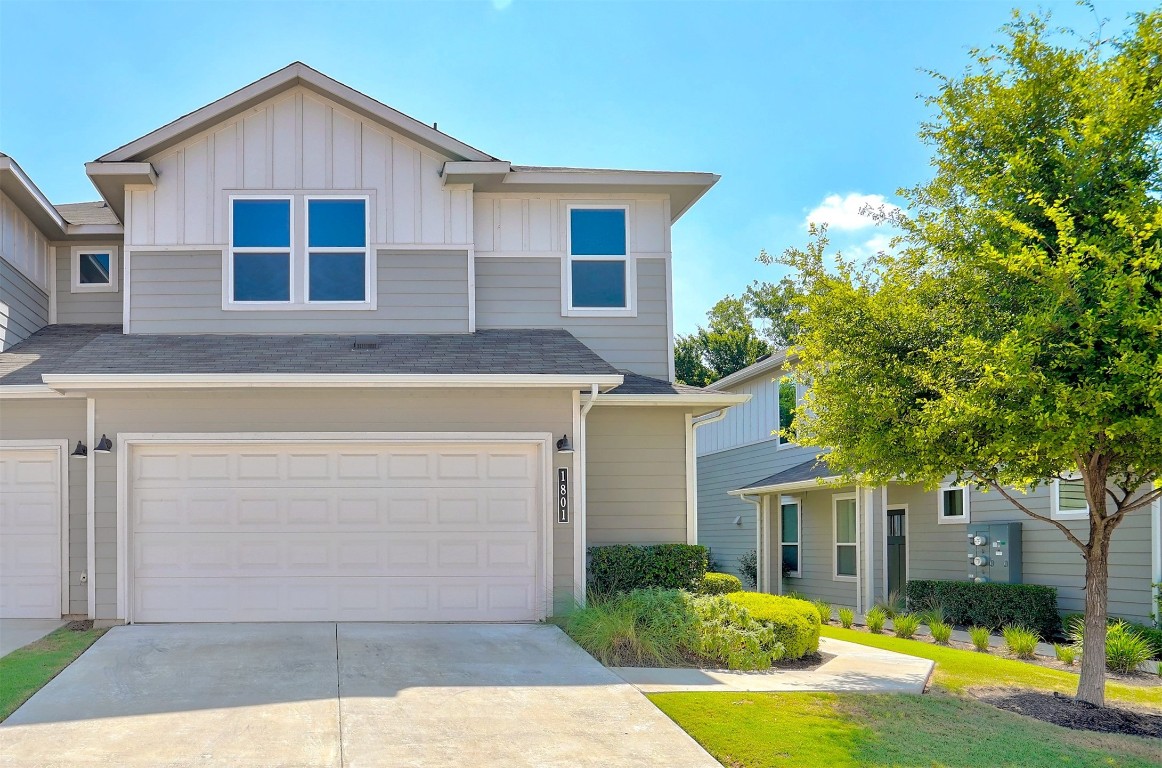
xmin=873 ymin=590 xmax=906 ymax=619
xmin=929 ymin=621 xmax=953 ymax=645
xmin=1055 ymin=643 xmax=1077 ymax=666
xmin=673 ymin=296 xmax=771 ymax=386
xmin=562 ymin=589 xmax=699 ymax=667
xmin=838 ymin=607 xmax=855 ymax=629
xmin=893 ymin=613 xmax=921 ymax=639
xmin=906 ymin=580 xmax=1059 ymax=639
xmin=698 ymin=572 xmax=744 ymax=596
xmin=1063 ymin=613 xmax=1162 ymax=660
xmin=587 ymin=544 xmax=708 ymax=595
xmin=812 ymin=600 xmax=832 ymax=624
xmin=865 ymin=606 xmax=888 ymax=634
xmin=744 ymin=270 xmax=801 ymax=348
xmin=1 ymin=626 xmax=107 ymax=721
xmin=673 ymin=335 xmax=713 ymax=388
xmin=1070 ymin=618 xmax=1159 ymax=673
xmin=969 ymin=626 xmax=993 ymax=652
xmin=688 ymin=595 xmax=785 ymax=670
xmin=726 ymin=592 xmax=821 ymax=659
xmin=737 ymin=550 xmax=758 ymax=589
xmin=917 ymin=599 xmax=947 ymax=627
xmin=1002 ymin=625 xmax=1040 ymax=659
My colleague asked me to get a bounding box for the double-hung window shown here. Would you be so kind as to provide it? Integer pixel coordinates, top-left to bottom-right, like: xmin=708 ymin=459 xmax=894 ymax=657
xmin=780 ymin=498 xmax=801 ymax=578
xmin=833 ymin=494 xmax=858 ymax=580
xmin=566 ymin=205 xmax=634 ymax=316
xmin=227 ymin=194 xmax=372 ymax=309
xmin=1051 ymin=474 xmax=1089 ymax=520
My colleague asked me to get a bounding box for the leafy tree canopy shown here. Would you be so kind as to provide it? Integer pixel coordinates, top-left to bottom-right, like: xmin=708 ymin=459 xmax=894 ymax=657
xmin=675 ymin=296 xmax=771 ymax=386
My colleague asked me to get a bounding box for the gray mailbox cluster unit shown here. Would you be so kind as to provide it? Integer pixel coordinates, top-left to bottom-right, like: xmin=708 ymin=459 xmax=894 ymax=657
xmin=966 ymin=522 xmax=1023 ymax=584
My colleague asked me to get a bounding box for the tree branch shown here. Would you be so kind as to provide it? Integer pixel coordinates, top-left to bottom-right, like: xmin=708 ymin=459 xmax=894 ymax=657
xmin=986 ymin=479 xmax=1087 ymax=551
xmin=1112 ymin=486 xmax=1162 ymax=517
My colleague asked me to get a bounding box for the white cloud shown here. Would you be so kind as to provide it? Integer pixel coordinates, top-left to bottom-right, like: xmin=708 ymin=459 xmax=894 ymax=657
xmin=491 ymin=0 xmax=513 ymax=9
xmin=804 ymin=193 xmax=899 ymax=231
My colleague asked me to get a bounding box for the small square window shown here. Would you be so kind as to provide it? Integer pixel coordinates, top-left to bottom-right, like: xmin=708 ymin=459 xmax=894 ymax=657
xmin=1052 ymin=477 xmax=1089 ymax=519
xmin=71 ymin=247 xmax=117 ymax=293
xmin=938 ymin=486 xmax=969 ymax=524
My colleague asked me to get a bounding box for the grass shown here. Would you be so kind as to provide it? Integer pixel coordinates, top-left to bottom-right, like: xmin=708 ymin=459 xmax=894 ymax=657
xmin=649 ymin=691 xmax=1161 ymax=768
xmin=821 ymin=625 xmax=1162 ymax=709
xmin=0 ymin=625 xmax=106 ymax=721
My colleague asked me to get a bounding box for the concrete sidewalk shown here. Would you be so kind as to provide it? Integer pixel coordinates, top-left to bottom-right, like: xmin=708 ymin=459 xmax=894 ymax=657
xmin=0 ymin=619 xmax=65 ymax=658
xmin=612 ymin=637 xmax=934 ymax=694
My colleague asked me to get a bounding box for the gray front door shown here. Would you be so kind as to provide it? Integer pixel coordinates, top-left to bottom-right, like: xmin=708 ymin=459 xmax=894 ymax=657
xmin=887 ymin=508 xmax=906 ymax=595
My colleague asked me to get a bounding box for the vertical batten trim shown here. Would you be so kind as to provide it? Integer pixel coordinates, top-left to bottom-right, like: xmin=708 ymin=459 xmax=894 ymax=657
xmin=467 ymin=246 xmax=476 ymax=333
xmin=85 ymin=397 xmax=95 ymax=619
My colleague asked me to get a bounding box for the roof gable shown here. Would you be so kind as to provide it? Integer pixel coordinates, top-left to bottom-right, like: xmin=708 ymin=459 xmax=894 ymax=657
xmin=97 ymin=62 xmax=496 ymax=164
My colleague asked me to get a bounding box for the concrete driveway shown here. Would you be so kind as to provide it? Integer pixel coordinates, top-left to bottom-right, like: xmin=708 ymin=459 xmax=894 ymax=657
xmin=0 ymin=623 xmax=720 ymax=768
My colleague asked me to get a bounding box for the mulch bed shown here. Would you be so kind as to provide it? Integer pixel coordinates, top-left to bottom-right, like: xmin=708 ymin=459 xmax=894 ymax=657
xmin=979 ymin=690 xmax=1162 ymax=739
xmin=64 ymin=620 xmax=94 ymax=631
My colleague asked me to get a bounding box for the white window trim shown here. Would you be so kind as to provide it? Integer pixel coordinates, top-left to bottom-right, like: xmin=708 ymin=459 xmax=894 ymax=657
xmin=71 ymin=246 xmax=118 ymax=293
xmin=1051 ymin=474 xmax=1090 ymax=520
xmin=303 ymin=194 xmax=375 ymax=309
xmin=779 ymin=495 xmax=802 ymax=578
xmin=832 ymin=492 xmax=858 ymax=582
xmin=937 ymin=484 xmax=970 ymax=525
xmin=225 ymin=194 xmax=294 ymax=309
xmin=776 ymin=376 xmax=804 ymax=450
xmin=563 ymin=203 xmax=637 ymax=318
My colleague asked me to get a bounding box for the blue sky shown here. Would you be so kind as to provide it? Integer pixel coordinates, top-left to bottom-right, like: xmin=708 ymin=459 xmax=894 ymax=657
xmin=0 ymin=1 xmax=1142 ymax=334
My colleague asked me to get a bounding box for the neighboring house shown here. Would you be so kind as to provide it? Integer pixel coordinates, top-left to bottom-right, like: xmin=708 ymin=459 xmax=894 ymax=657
xmin=0 ymin=63 xmax=748 ymax=624
xmin=696 ymin=353 xmax=1162 ymax=625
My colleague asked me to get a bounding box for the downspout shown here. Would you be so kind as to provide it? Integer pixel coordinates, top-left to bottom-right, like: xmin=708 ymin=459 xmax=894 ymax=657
xmin=577 ymin=384 xmax=599 ymax=605
xmin=740 ymin=493 xmax=764 ymax=592
xmin=687 ymin=409 xmax=727 ymax=544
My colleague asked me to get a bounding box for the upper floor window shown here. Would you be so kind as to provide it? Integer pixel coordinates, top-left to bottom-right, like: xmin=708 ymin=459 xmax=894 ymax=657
xmin=565 ymin=205 xmax=635 ymax=316
xmin=1051 ymin=475 xmax=1089 ymax=520
xmin=71 ymin=246 xmax=118 ymax=293
xmin=226 ymin=195 xmax=372 ymax=310
xmin=938 ymin=485 xmax=970 ymax=524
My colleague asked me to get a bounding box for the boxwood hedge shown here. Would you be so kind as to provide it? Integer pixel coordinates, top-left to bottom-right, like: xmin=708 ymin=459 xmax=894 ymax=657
xmin=587 ymin=544 xmax=708 ymax=594
xmin=906 ymin=579 xmax=1059 ymax=638
xmin=726 ymin=592 xmax=821 ymax=658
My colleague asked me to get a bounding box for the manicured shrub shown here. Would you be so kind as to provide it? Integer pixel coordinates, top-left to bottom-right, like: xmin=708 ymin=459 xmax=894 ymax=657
xmin=893 ymin=613 xmax=921 ymax=639
xmin=725 ymin=592 xmax=821 ymax=659
xmin=688 ymin=595 xmax=785 ymax=670
xmin=838 ymin=607 xmax=855 ymax=629
xmin=562 ymin=589 xmax=698 ymax=667
xmin=969 ymin=625 xmax=992 ymax=652
xmin=587 ymin=544 xmax=708 ymax=594
xmin=813 ymin=600 xmax=832 ymax=624
xmin=929 ymin=621 xmax=953 ymax=645
xmin=1002 ymin=624 xmax=1040 ymax=659
xmin=1054 ymin=643 xmax=1077 ymax=666
xmin=865 ymin=606 xmax=888 ymax=634
xmin=737 ymin=550 xmax=758 ymax=589
xmin=874 ymin=590 xmax=906 ymax=619
xmin=698 ymin=572 xmax=744 ymax=595
xmin=906 ymin=580 xmax=1059 ymax=639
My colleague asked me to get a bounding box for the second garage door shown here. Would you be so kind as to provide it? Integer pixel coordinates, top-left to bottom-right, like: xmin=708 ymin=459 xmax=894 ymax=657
xmin=129 ymin=440 xmax=545 ymax=623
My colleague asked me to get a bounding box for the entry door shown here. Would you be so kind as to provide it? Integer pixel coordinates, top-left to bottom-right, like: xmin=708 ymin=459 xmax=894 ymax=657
xmin=886 ymin=508 xmax=906 ymax=596
xmin=0 ymin=447 xmax=64 ymax=618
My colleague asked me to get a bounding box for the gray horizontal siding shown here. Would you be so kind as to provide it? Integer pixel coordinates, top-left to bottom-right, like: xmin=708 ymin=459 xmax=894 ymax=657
xmin=0 ymin=258 xmax=48 ymax=350
xmin=55 ymin=246 xmax=124 ymax=325
xmin=782 ymin=487 xmax=860 ymax=608
xmin=474 ymin=257 xmax=670 ymax=380
xmin=129 ymin=250 xmax=469 ymax=334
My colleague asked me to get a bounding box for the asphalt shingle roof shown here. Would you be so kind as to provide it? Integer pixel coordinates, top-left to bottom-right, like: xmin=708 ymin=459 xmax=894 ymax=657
xmin=736 ymin=456 xmax=839 ymax=492
xmin=0 ymin=326 xmax=621 ymax=385
xmin=54 ymin=202 xmax=120 ymax=226
xmin=607 ymin=371 xmax=708 ymax=395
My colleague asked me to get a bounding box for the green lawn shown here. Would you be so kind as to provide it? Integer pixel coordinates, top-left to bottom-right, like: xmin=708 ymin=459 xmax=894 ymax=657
xmin=649 ymin=691 xmax=1161 ymax=768
xmin=0 ymin=626 xmax=106 ymax=721
xmin=820 ymin=625 xmax=1162 ymax=709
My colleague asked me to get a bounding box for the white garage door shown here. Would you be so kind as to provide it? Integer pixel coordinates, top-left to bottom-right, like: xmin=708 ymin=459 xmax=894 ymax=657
xmin=0 ymin=447 xmax=63 ymax=619
xmin=129 ymin=440 xmax=545 ymax=623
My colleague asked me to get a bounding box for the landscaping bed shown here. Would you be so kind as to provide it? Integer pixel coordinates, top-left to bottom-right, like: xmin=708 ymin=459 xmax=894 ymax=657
xmin=977 ymin=689 xmax=1162 ymax=739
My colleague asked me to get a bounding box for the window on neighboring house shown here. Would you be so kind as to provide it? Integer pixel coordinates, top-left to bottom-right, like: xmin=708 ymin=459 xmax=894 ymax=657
xmin=938 ymin=485 xmax=970 ymax=524
xmin=833 ymin=495 xmax=857 ymax=580
xmin=567 ymin=206 xmax=632 ymax=314
xmin=230 ymin=197 xmax=292 ymax=303
xmin=780 ymin=498 xmax=801 ymax=577
xmin=778 ymin=376 xmax=797 ymax=445
xmin=1052 ymin=475 xmax=1089 ymax=519
xmin=71 ymin=247 xmax=117 ymax=293
xmin=306 ymin=197 xmax=369 ymax=303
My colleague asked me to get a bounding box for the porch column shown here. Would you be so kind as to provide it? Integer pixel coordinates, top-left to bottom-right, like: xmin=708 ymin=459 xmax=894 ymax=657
xmin=863 ymin=485 xmax=883 ymax=613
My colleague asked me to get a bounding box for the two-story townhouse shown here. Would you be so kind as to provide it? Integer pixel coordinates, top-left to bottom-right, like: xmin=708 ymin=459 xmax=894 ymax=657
xmin=0 ymin=63 xmax=748 ymax=625
xmin=696 ymin=353 xmax=1162 ymax=625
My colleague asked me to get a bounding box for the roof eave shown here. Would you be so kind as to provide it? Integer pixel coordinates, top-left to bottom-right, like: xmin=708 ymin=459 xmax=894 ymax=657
xmin=728 ymin=476 xmax=844 ymax=496
xmin=84 ymin=162 xmax=156 ymax=222
xmin=40 ymin=372 xmax=625 ymax=392
xmin=0 ymin=156 xmax=68 ymax=238
xmin=708 ymin=350 xmax=793 ymax=392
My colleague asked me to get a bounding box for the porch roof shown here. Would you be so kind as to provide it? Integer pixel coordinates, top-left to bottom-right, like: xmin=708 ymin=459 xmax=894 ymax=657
xmin=729 ymin=456 xmax=843 ymax=495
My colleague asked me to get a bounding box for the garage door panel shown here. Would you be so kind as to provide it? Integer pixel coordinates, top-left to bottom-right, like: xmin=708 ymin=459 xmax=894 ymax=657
xmin=0 ymin=448 xmax=62 ymax=619
xmin=0 ymin=537 xmax=61 ymax=577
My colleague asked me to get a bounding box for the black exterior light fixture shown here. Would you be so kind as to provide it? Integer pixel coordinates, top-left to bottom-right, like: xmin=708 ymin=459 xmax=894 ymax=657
xmin=95 ymin=435 xmax=113 ymax=453
xmin=70 ymin=441 xmax=88 ymax=459
xmin=555 ymin=434 xmax=574 ymax=454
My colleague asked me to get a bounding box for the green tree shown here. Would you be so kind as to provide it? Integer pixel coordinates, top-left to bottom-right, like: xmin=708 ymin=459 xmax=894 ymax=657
xmin=674 ymin=333 xmax=713 ymax=387
xmin=782 ymin=11 xmax=1162 ymax=706
xmin=675 ymin=297 xmax=771 ymax=386
xmin=745 ymin=262 xmax=801 ymax=347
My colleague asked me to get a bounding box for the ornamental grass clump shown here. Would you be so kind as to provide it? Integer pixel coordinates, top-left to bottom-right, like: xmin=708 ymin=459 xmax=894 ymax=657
xmin=1002 ymin=624 xmax=1040 ymax=659
xmin=563 ymin=589 xmax=697 ymax=667
xmin=1054 ymin=643 xmax=1077 ymax=666
xmin=928 ymin=621 xmax=953 ymax=645
xmin=865 ymin=606 xmax=888 ymax=634
xmin=813 ymin=600 xmax=832 ymax=624
xmin=1067 ymin=617 xmax=1157 ymax=673
xmin=969 ymin=626 xmax=992 ymax=653
xmin=893 ymin=613 xmax=922 ymax=639
xmin=838 ymin=607 xmax=855 ymax=629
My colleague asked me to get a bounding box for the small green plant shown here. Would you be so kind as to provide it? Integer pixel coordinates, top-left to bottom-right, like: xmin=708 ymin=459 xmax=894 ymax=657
xmin=1104 ymin=621 xmax=1158 ymax=673
xmin=929 ymin=620 xmax=952 ymax=645
xmin=813 ymin=600 xmax=832 ymax=624
xmin=1054 ymin=643 xmax=1077 ymax=666
xmin=893 ymin=613 xmax=922 ymax=639
xmin=918 ymin=598 xmax=946 ymax=626
xmin=784 ymin=591 xmax=809 ymax=601
xmin=874 ymin=590 xmax=907 ymax=619
xmin=838 ymin=607 xmax=855 ymax=629
xmin=969 ymin=625 xmax=992 ymax=652
xmin=1002 ymin=624 xmax=1040 ymax=659
xmin=737 ymin=550 xmax=758 ymax=589
xmin=865 ymin=605 xmax=887 ymax=634
xmin=697 ymin=572 xmax=744 ymax=595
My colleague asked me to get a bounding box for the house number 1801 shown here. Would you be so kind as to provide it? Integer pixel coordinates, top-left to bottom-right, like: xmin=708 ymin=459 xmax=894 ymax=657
xmin=557 ymin=468 xmax=569 ymax=523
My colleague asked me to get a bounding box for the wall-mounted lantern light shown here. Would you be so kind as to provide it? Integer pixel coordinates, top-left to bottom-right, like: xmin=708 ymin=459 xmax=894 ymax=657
xmin=95 ymin=434 xmax=113 ymax=453
xmin=70 ymin=441 xmax=88 ymax=459
xmin=555 ymin=434 xmax=574 ymax=454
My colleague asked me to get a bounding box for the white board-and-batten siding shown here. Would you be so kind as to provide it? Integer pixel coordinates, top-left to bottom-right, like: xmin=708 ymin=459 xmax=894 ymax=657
xmin=696 ymin=374 xmax=784 ymax=456
xmin=1 ymin=192 xmax=51 ymax=349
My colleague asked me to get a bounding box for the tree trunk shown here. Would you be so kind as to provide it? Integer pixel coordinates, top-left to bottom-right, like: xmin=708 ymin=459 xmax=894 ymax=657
xmin=1076 ymin=520 xmax=1111 ymax=706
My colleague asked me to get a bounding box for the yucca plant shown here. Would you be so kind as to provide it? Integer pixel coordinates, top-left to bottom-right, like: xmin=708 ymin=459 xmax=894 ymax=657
xmin=929 ymin=620 xmax=953 ymax=645
xmin=865 ymin=605 xmax=888 ymax=634
xmin=893 ymin=613 xmax=921 ymax=639
xmin=813 ymin=600 xmax=832 ymax=624
xmin=838 ymin=607 xmax=855 ymax=629
xmin=1054 ymin=643 xmax=1077 ymax=666
xmin=969 ymin=625 xmax=992 ymax=652
xmin=1002 ymin=624 xmax=1040 ymax=659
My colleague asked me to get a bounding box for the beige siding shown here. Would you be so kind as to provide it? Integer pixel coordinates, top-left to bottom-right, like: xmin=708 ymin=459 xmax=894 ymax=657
xmin=128 ymin=250 xmax=469 ymax=334
xmin=586 ymin=406 xmax=688 ymax=546
xmin=55 ymin=246 xmax=124 ymax=325
xmin=1 ymin=258 xmax=48 ymax=350
xmin=475 ymin=257 xmax=670 ymax=379
xmin=87 ymin=388 xmax=575 ymax=620
xmin=0 ymin=398 xmax=87 ymax=614
xmin=780 ymin=487 xmax=860 ymax=609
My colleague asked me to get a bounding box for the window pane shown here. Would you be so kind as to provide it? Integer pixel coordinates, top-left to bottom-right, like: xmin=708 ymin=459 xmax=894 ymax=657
xmin=782 ymin=544 xmax=799 ymax=574
xmin=1059 ymin=480 xmax=1088 ymax=512
xmin=942 ymin=489 xmax=964 ymax=518
xmin=78 ymin=253 xmax=111 ymax=284
xmin=835 ymin=500 xmax=857 ymax=543
xmin=233 ymin=253 xmax=290 ymax=301
xmin=780 ymin=503 xmax=798 ymax=544
xmin=571 ymin=260 xmax=626 ymax=308
xmin=836 ymin=545 xmax=857 ymax=577
xmin=233 ymin=199 xmax=291 ymax=247
xmin=308 ymin=199 xmax=366 ymax=248
xmin=309 ymin=253 xmax=366 ymax=302
xmin=570 ymin=209 xmax=626 ymax=255
xmin=779 ymin=378 xmax=797 ymax=444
